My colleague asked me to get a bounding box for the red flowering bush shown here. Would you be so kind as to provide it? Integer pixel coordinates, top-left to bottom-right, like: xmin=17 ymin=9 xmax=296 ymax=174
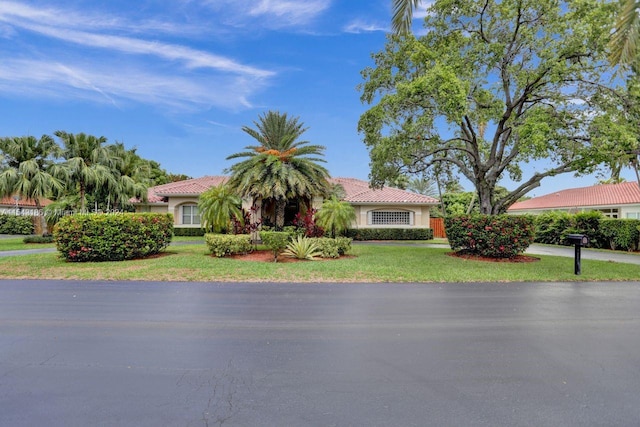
xmin=445 ymin=214 xmax=535 ymax=258
xmin=54 ymin=213 xmax=173 ymax=262
xmin=230 ymin=207 xmax=262 ymax=235
xmin=293 ymin=208 xmax=325 ymax=238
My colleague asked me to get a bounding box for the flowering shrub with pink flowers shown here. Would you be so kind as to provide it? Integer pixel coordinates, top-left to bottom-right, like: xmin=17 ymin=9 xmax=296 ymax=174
xmin=445 ymin=214 xmax=535 ymax=258
xmin=54 ymin=213 xmax=173 ymax=262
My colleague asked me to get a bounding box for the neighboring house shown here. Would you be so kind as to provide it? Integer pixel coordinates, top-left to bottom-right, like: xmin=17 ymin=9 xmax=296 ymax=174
xmin=0 ymin=195 xmax=53 ymax=216
xmin=134 ymin=176 xmax=439 ymax=229
xmin=507 ymin=181 xmax=640 ymax=219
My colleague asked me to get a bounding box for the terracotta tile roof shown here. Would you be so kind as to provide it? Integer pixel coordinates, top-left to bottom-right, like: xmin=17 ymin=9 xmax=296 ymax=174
xmin=0 ymin=195 xmax=52 ymax=207
xmin=508 ymin=181 xmax=640 ymax=211
xmin=141 ymin=176 xmax=228 ymax=203
xmin=137 ymin=176 xmax=439 ymax=206
xmin=329 ymin=177 xmax=439 ymax=204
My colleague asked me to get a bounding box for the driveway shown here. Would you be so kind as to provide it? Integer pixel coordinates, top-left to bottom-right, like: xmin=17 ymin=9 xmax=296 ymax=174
xmin=1 ymin=280 xmax=639 ymax=426
xmin=525 ymin=243 xmax=640 ymax=264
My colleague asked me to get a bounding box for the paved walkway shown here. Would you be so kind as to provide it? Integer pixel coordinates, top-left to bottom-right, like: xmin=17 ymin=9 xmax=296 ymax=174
xmin=525 ymin=244 xmax=640 ymax=265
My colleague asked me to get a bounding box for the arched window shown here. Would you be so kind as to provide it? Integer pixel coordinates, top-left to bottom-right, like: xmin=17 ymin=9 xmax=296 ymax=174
xmin=181 ymin=204 xmax=200 ymax=225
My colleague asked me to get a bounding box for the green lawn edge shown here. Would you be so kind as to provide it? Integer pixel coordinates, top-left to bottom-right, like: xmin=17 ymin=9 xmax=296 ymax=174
xmin=0 ymin=244 xmax=637 ymax=283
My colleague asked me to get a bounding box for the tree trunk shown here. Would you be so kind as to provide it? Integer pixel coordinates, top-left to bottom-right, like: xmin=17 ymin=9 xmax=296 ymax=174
xmin=275 ymin=199 xmax=286 ymax=230
xmin=466 ymin=192 xmax=476 ymax=215
xmin=477 ymin=183 xmax=494 ymax=215
xmin=35 ymin=199 xmax=48 ymax=235
xmin=79 ymin=181 xmax=86 ymax=212
xmin=435 ymin=174 xmax=445 ymax=217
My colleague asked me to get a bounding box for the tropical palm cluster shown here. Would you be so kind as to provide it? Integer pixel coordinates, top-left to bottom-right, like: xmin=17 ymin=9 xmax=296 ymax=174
xmin=225 ymin=111 xmax=332 ymax=229
xmin=0 ymin=132 xmax=173 ymax=233
xmin=199 ymin=111 xmax=356 ymax=237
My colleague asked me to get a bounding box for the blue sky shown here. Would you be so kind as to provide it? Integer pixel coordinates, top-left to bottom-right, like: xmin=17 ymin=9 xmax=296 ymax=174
xmin=0 ymin=0 xmax=633 ymax=198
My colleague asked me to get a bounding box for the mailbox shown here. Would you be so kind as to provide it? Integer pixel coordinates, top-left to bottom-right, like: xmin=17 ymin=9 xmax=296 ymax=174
xmin=566 ymin=234 xmax=589 ymax=275
xmin=567 ymin=234 xmax=589 ymax=247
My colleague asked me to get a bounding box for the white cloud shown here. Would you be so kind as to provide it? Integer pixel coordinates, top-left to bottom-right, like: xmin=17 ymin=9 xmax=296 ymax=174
xmin=0 ymin=1 xmax=204 ymax=37
xmin=0 ymin=59 xmax=264 ymax=111
xmin=0 ymin=2 xmax=272 ymax=78
xmin=413 ymin=1 xmax=434 ymax=20
xmin=0 ymin=1 xmax=275 ymax=111
xmin=16 ymin=21 xmax=273 ymax=78
xmin=202 ymin=0 xmax=331 ymax=29
xmin=343 ymin=19 xmax=387 ymax=34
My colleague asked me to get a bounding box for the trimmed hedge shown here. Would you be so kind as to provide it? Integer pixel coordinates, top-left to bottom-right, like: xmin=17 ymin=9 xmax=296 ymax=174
xmin=173 ymin=227 xmax=206 ymax=236
xmin=345 ymin=228 xmax=434 ymax=241
xmin=534 ymin=211 xmax=572 ymax=245
xmin=308 ymin=236 xmax=353 ymax=258
xmin=259 ymin=231 xmax=292 ymax=261
xmin=445 ymin=214 xmax=535 ymax=258
xmin=0 ymin=214 xmax=34 ymax=235
xmin=54 ymin=213 xmax=173 ymax=262
xmin=533 ymin=211 xmax=606 ymax=248
xmin=600 ymin=219 xmax=640 ymax=251
xmin=23 ymin=235 xmax=54 ymax=244
xmin=205 ymin=233 xmax=252 ymax=257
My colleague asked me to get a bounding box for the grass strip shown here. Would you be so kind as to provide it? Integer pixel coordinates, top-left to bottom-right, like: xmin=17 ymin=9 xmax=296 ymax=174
xmin=0 ymin=244 xmax=637 ymax=283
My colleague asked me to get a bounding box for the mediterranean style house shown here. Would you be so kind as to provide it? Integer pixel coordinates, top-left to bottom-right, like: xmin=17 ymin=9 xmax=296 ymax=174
xmin=133 ymin=176 xmax=439 ymax=230
xmin=507 ymin=181 xmax=640 ymax=219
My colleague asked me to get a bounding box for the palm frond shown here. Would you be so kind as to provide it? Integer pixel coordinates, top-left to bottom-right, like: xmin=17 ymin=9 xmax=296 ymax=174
xmin=610 ymin=0 xmax=640 ymax=65
xmin=392 ymin=0 xmax=422 ymax=35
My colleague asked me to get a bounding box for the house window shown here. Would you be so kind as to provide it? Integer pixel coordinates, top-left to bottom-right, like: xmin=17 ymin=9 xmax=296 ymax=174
xmin=182 ymin=205 xmax=200 ymax=225
xmin=369 ymin=211 xmax=412 ymax=225
xmin=598 ymin=208 xmax=619 ymax=219
xmin=626 ymin=212 xmax=640 ymax=219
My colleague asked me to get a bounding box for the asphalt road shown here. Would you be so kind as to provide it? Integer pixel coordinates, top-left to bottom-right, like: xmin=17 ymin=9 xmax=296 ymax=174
xmin=1 ymin=280 xmax=639 ymax=427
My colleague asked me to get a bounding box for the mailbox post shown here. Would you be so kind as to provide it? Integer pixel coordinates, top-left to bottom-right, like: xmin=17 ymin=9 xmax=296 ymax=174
xmin=566 ymin=234 xmax=589 ymax=275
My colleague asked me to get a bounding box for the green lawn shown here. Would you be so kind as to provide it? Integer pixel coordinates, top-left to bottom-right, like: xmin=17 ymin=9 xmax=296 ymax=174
xmin=0 ymin=243 xmax=637 ymax=283
xmin=0 ymin=237 xmax=56 ymax=251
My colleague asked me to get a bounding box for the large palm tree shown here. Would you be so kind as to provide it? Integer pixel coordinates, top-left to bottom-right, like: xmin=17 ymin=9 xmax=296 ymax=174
xmin=226 ymin=111 xmax=331 ymax=229
xmin=0 ymin=135 xmax=66 ymax=234
xmin=610 ymin=0 xmax=640 ymax=66
xmin=55 ymin=131 xmax=118 ymax=211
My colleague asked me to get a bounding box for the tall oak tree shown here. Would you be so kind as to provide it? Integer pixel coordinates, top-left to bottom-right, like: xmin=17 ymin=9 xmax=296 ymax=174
xmin=360 ymin=0 xmax=624 ymax=214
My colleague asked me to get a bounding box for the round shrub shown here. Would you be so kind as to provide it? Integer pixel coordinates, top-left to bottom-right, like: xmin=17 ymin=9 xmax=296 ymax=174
xmin=54 ymin=213 xmax=173 ymax=262
xmin=445 ymin=214 xmax=535 ymax=258
xmin=205 ymin=233 xmax=252 ymax=257
xmin=308 ymin=237 xmax=353 ymax=258
xmin=259 ymin=230 xmax=292 ymax=262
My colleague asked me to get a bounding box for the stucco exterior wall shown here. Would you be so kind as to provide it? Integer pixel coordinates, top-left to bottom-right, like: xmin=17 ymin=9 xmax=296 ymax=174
xmin=167 ymin=196 xmax=199 ymax=227
xmin=620 ymin=205 xmax=640 ymax=218
xmin=352 ymin=204 xmax=431 ymax=228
